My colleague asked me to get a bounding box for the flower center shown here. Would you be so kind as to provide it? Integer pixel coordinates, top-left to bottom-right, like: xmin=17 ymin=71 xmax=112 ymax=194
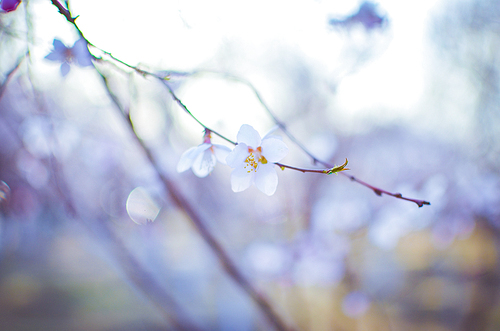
xmin=63 ymin=48 xmax=73 ymax=62
xmin=244 ymin=146 xmax=267 ymax=173
xmin=203 ymin=129 xmax=212 ymax=143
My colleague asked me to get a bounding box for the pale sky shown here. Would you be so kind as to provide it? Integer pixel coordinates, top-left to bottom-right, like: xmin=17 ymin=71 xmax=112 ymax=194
xmin=32 ymin=0 xmax=445 ymax=136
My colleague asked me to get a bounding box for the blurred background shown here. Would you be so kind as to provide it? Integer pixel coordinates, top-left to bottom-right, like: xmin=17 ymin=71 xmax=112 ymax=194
xmin=1 ymin=0 xmax=500 ymax=330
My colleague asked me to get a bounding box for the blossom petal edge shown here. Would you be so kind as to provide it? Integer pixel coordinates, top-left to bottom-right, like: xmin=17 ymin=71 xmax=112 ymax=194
xmin=261 ymin=138 xmax=288 ymax=163
xmin=254 ymin=163 xmax=278 ymax=196
xmin=237 ymin=124 xmax=261 ymax=148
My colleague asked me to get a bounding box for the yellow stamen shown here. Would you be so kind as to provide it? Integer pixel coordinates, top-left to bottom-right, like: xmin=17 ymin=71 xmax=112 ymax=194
xmin=244 ymin=146 xmax=266 ymax=172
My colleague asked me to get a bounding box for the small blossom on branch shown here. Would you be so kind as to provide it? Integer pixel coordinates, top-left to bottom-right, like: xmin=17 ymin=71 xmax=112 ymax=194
xmin=177 ymin=129 xmax=231 ymax=178
xmin=226 ymin=125 xmax=288 ymax=196
xmin=44 ymin=38 xmax=93 ymax=76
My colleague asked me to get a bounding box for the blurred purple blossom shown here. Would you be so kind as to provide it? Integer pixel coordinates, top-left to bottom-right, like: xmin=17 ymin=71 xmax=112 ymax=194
xmin=290 ymin=233 xmax=349 ymax=286
xmin=245 ymin=242 xmax=290 ymax=279
xmin=342 ymin=291 xmax=371 ymax=317
xmin=329 ymin=2 xmax=387 ymax=30
xmin=44 ymin=38 xmax=93 ymax=76
xmin=0 ymin=0 xmax=21 ymax=12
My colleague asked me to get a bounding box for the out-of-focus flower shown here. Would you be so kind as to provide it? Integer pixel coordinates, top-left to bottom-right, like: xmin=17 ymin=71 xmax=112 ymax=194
xmin=126 ymin=187 xmax=160 ymax=225
xmin=44 ymin=38 xmax=93 ymax=76
xmin=245 ymin=242 xmax=290 ymax=279
xmin=177 ymin=129 xmax=231 ymax=178
xmin=226 ymin=124 xmax=288 ymax=196
xmin=0 ymin=0 xmax=21 ymax=12
xmin=342 ymin=291 xmax=371 ymax=317
xmin=329 ymin=2 xmax=387 ymax=30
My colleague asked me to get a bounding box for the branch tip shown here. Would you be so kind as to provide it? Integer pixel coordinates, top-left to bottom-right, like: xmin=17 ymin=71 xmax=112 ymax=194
xmin=325 ymin=158 xmax=349 ymax=175
xmin=418 ymin=201 xmax=431 ymax=208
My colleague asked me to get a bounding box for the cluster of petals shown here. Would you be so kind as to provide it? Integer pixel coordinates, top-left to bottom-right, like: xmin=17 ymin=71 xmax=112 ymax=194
xmin=1 ymin=0 xmax=21 ymax=12
xmin=177 ymin=131 xmax=231 ymax=178
xmin=45 ymin=38 xmax=93 ymax=76
xmin=177 ymin=125 xmax=288 ymax=196
xmin=226 ymin=125 xmax=288 ymax=196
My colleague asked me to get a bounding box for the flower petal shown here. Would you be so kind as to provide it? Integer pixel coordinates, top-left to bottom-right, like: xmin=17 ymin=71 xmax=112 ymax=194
xmin=212 ymin=144 xmax=232 ymax=164
xmin=237 ymin=124 xmax=261 ymax=148
xmin=226 ymin=143 xmax=248 ymax=168
xmin=192 ymin=148 xmax=216 ymax=178
xmin=53 ymin=39 xmax=68 ymax=53
xmin=262 ymin=125 xmax=280 ymax=139
xmin=262 ymin=134 xmax=282 ymax=141
xmin=45 ymin=51 xmax=66 ymax=62
xmin=177 ymin=144 xmax=211 ymax=173
xmin=261 ymin=137 xmax=288 ymax=162
xmin=72 ymin=39 xmax=93 ymax=67
xmin=45 ymin=41 xmax=67 ymax=62
xmin=177 ymin=146 xmax=199 ymax=173
xmin=60 ymin=62 xmax=71 ymax=77
xmin=230 ymin=167 xmax=254 ymax=192
xmin=254 ymin=163 xmax=278 ymax=196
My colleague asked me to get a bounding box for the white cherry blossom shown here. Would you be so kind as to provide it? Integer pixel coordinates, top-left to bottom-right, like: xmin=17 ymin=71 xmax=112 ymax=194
xmin=177 ymin=131 xmax=231 ymax=178
xmin=226 ymin=124 xmax=288 ymax=196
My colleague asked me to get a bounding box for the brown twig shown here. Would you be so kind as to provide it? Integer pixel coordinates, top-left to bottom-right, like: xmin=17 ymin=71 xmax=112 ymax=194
xmin=342 ymin=173 xmax=430 ymax=207
xmin=0 ymin=52 xmax=26 ymax=100
xmin=160 ymin=80 xmax=237 ymax=145
xmin=49 ymin=0 xmax=430 ymax=208
xmin=197 ymin=72 xmax=431 ymax=207
xmin=50 ymin=0 xmax=77 ymax=25
xmin=276 ymin=158 xmax=349 ymax=175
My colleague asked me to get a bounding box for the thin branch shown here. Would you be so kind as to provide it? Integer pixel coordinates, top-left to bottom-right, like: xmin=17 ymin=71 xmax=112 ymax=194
xmin=276 ymin=163 xmax=329 ymax=174
xmin=160 ymin=80 xmax=237 ymax=145
xmin=276 ymin=158 xmax=349 ymax=175
xmin=157 ymin=78 xmax=354 ymax=177
xmin=49 ymin=0 xmax=431 ymax=207
xmin=93 ymin=59 xmax=332 ymax=174
xmin=343 ymin=174 xmax=430 ymax=207
xmin=0 ymin=52 xmax=26 ymax=100
xmin=50 ymin=0 xmax=77 ymax=25
xmin=189 ymin=71 xmax=431 ymax=207
xmin=215 ymin=73 xmax=324 ymax=161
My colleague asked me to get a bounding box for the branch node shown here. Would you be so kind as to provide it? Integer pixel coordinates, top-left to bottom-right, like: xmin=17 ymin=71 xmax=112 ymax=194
xmin=418 ymin=201 xmax=431 ymax=208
